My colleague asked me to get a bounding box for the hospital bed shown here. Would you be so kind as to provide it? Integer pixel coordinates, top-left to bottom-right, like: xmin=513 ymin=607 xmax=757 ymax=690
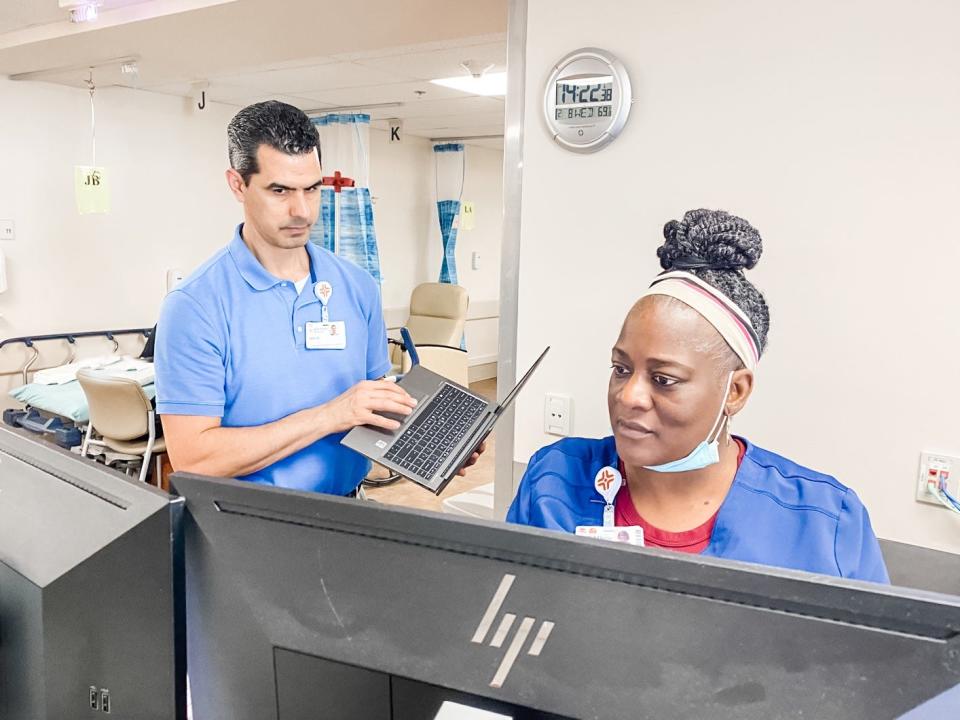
xmin=1 ymin=328 xmax=154 ymax=448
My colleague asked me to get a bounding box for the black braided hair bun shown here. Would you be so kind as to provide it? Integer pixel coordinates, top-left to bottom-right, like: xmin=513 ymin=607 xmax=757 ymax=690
xmin=655 ymin=208 xmax=770 ymax=355
xmin=657 ymin=208 xmax=762 ymax=272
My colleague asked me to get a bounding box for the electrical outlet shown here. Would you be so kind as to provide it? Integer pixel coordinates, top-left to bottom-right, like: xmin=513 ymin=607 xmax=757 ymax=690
xmin=100 ymin=688 xmax=111 ymax=713
xmin=544 ymin=394 xmax=572 ymax=436
xmin=165 ymin=268 xmax=184 ymax=293
xmin=89 ymin=686 xmax=99 ymax=710
xmin=916 ymin=452 xmax=960 ymax=507
xmin=0 ymin=219 xmax=14 ymax=241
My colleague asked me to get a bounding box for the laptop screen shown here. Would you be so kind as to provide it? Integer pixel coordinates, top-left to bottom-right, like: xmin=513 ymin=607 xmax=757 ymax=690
xmin=494 ymin=347 xmax=549 ymax=417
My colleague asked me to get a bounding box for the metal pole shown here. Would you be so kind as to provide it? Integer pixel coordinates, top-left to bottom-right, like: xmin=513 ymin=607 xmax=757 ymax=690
xmin=494 ymin=0 xmax=529 ymax=519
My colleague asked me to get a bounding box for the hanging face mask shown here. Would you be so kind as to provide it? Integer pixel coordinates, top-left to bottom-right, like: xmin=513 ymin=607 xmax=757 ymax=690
xmin=643 ymin=372 xmax=734 ymax=474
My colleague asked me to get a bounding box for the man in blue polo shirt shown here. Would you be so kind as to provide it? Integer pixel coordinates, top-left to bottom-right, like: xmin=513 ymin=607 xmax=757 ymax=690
xmin=154 ymin=101 xmax=419 ymax=495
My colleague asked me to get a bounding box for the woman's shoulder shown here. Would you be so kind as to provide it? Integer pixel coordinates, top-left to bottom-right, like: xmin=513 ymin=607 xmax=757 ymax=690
xmin=524 ymin=436 xmax=618 ymax=487
xmin=738 ymin=438 xmax=861 ymax=518
xmin=730 ymin=438 xmax=887 ymax=582
xmin=507 ymin=436 xmax=616 ymax=529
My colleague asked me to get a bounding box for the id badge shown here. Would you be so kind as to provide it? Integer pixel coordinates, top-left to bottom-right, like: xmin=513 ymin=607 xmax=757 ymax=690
xmin=305 ymin=321 xmax=346 ymax=350
xmin=574 ymin=525 xmax=644 ymax=546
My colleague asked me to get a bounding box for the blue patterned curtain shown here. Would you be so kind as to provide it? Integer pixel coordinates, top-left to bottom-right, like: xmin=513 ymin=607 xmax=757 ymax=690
xmin=309 ymin=114 xmax=381 ymax=284
xmin=437 ymin=199 xmax=460 ymax=284
xmin=434 ymin=142 xmax=465 ymax=285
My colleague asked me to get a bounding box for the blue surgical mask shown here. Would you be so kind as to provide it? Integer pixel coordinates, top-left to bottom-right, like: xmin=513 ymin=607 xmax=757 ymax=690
xmin=643 ymin=373 xmax=733 ymax=474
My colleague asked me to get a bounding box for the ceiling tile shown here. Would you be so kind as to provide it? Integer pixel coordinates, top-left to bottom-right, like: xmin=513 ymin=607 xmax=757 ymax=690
xmin=0 ymin=0 xmax=65 ymax=34
xmin=140 ymin=80 xmax=323 ymax=108
xmin=213 ymin=61 xmax=411 ymax=96
xmin=301 ymin=80 xmax=470 ymax=107
xmin=363 ymin=95 xmax=504 ymax=120
xmin=331 ymin=33 xmax=506 ymax=62
xmin=353 ymin=41 xmax=506 ymax=82
xmin=402 ymin=113 xmax=505 ymax=132
xmin=224 ymin=54 xmax=339 ymax=75
xmin=221 ymin=93 xmax=329 ymax=111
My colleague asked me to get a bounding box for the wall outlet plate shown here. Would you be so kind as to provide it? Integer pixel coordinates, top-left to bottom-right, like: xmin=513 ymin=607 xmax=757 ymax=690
xmin=0 ymin=219 xmax=14 ymax=240
xmin=544 ymin=393 xmax=572 ymax=436
xmin=916 ymin=451 xmax=960 ymax=507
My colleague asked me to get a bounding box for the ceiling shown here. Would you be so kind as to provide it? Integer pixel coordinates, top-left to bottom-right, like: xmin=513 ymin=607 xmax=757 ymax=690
xmin=0 ymin=0 xmax=68 ymax=34
xmin=0 ymin=0 xmax=508 ymax=147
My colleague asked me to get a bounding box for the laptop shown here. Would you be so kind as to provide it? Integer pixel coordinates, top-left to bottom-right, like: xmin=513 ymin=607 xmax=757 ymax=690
xmin=342 ymin=331 xmax=549 ymax=495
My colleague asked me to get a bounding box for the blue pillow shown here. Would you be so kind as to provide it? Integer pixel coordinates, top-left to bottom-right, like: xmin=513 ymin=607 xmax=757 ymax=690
xmin=9 ymin=381 xmax=156 ymax=424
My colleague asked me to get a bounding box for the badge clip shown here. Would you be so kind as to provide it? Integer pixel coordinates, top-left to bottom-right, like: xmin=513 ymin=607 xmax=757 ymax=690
xmin=314 ymin=281 xmax=333 ymax=322
xmin=594 ymin=466 xmax=622 ymax=528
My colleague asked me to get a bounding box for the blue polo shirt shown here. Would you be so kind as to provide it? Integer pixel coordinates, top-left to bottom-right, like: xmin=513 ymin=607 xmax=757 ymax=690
xmin=507 ymin=436 xmax=890 ymax=583
xmin=154 ymin=224 xmax=391 ymax=494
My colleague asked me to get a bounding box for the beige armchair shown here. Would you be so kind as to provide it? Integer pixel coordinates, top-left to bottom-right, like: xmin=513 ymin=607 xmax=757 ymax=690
xmin=77 ymin=369 xmax=166 ymax=485
xmin=389 ymin=283 xmax=469 ymax=373
xmin=405 ymin=345 xmax=469 ymax=386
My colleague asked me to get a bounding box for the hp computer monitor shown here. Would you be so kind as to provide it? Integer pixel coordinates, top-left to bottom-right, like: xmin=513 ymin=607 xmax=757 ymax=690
xmin=174 ymin=472 xmax=960 ymax=720
xmin=0 ymin=427 xmax=185 ymax=719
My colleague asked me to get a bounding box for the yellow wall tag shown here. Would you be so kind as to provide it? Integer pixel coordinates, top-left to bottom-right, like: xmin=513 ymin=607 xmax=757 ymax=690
xmin=75 ymin=166 xmax=110 ymax=215
xmin=461 ymin=201 xmax=476 ymax=231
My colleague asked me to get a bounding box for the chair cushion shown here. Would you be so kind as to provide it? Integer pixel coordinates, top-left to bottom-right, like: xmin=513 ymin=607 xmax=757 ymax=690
xmin=9 ymin=381 xmax=157 ymax=424
xmin=104 ymin=436 xmax=166 ymax=455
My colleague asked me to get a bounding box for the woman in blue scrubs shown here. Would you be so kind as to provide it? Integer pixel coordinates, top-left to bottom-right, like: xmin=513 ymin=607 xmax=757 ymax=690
xmin=507 ymin=209 xmax=889 ymax=583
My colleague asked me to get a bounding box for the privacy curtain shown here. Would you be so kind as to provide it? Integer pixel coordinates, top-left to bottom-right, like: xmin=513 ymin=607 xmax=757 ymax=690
xmin=433 ymin=142 xmax=465 ymax=285
xmin=310 ymin=113 xmax=382 ymax=284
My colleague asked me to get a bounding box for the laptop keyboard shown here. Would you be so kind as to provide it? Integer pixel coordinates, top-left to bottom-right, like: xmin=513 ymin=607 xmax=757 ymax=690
xmin=384 ymin=383 xmax=488 ymax=480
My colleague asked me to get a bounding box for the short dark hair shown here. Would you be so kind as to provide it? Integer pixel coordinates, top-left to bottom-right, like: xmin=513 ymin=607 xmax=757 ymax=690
xmin=656 ymin=208 xmax=770 ymax=356
xmin=226 ymin=101 xmax=320 ymax=184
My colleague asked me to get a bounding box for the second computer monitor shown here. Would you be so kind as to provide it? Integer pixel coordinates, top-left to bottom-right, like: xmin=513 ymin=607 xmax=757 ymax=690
xmin=174 ymin=472 xmax=960 ymax=720
xmin=0 ymin=427 xmax=185 ymax=720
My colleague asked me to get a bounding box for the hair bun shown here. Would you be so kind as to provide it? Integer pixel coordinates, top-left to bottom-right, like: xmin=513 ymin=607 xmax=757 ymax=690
xmin=657 ymin=209 xmax=763 ymax=272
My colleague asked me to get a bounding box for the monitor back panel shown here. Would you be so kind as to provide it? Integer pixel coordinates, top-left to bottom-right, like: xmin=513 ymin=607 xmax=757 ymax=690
xmin=0 ymin=428 xmax=185 ymax=720
xmin=177 ymin=474 xmax=960 ymax=720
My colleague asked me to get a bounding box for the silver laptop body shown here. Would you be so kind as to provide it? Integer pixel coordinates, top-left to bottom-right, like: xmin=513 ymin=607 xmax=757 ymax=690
xmin=342 ymin=347 xmax=548 ymax=494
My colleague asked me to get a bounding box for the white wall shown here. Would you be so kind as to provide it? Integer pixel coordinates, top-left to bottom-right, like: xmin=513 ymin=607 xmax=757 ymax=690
xmin=0 ymin=78 xmax=504 ymax=396
xmin=0 ymin=78 xmax=238 ymax=395
xmin=514 ymin=0 xmax=960 ymax=553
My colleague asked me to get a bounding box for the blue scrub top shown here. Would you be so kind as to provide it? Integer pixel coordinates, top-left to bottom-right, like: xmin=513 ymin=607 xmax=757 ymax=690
xmin=507 ymin=436 xmax=890 ymax=583
xmin=154 ymin=224 xmax=391 ymax=495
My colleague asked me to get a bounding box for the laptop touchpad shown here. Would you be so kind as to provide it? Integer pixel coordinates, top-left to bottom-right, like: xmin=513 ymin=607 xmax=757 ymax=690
xmin=376 ymin=393 xmax=429 ymax=426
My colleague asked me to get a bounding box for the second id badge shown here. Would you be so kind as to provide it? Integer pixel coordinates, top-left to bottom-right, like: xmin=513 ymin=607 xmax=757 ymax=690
xmin=305 ymin=321 xmax=347 ymax=350
xmin=575 ymin=525 xmax=645 ymax=546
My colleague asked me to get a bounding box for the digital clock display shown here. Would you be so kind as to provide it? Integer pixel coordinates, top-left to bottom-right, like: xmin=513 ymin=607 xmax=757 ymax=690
xmin=555 ymin=79 xmax=613 ymax=106
xmin=553 ymin=77 xmax=614 ymax=124
xmin=554 ymin=105 xmax=613 ymax=123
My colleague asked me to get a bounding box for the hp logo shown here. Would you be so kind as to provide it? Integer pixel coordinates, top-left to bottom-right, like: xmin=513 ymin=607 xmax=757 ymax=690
xmin=471 ymin=574 xmax=555 ymax=688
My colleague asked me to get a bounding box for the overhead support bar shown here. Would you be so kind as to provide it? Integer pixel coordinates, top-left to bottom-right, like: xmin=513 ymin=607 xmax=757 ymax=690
xmin=9 ymin=55 xmax=140 ymax=82
xmin=306 ymin=101 xmax=404 ymax=115
xmin=429 ymin=134 xmax=504 ymax=142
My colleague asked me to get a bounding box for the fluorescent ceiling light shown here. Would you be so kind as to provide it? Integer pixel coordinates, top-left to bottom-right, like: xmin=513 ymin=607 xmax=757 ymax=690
xmin=70 ymin=4 xmax=100 ymax=23
xmin=430 ymin=71 xmax=507 ymax=97
xmin=60 ymin=1 xmax=102 ymax=23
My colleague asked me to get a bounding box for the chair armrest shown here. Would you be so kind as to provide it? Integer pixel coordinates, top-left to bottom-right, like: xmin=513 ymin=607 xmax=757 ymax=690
xmin=415 ymin=345 xmax=470 ymax=386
